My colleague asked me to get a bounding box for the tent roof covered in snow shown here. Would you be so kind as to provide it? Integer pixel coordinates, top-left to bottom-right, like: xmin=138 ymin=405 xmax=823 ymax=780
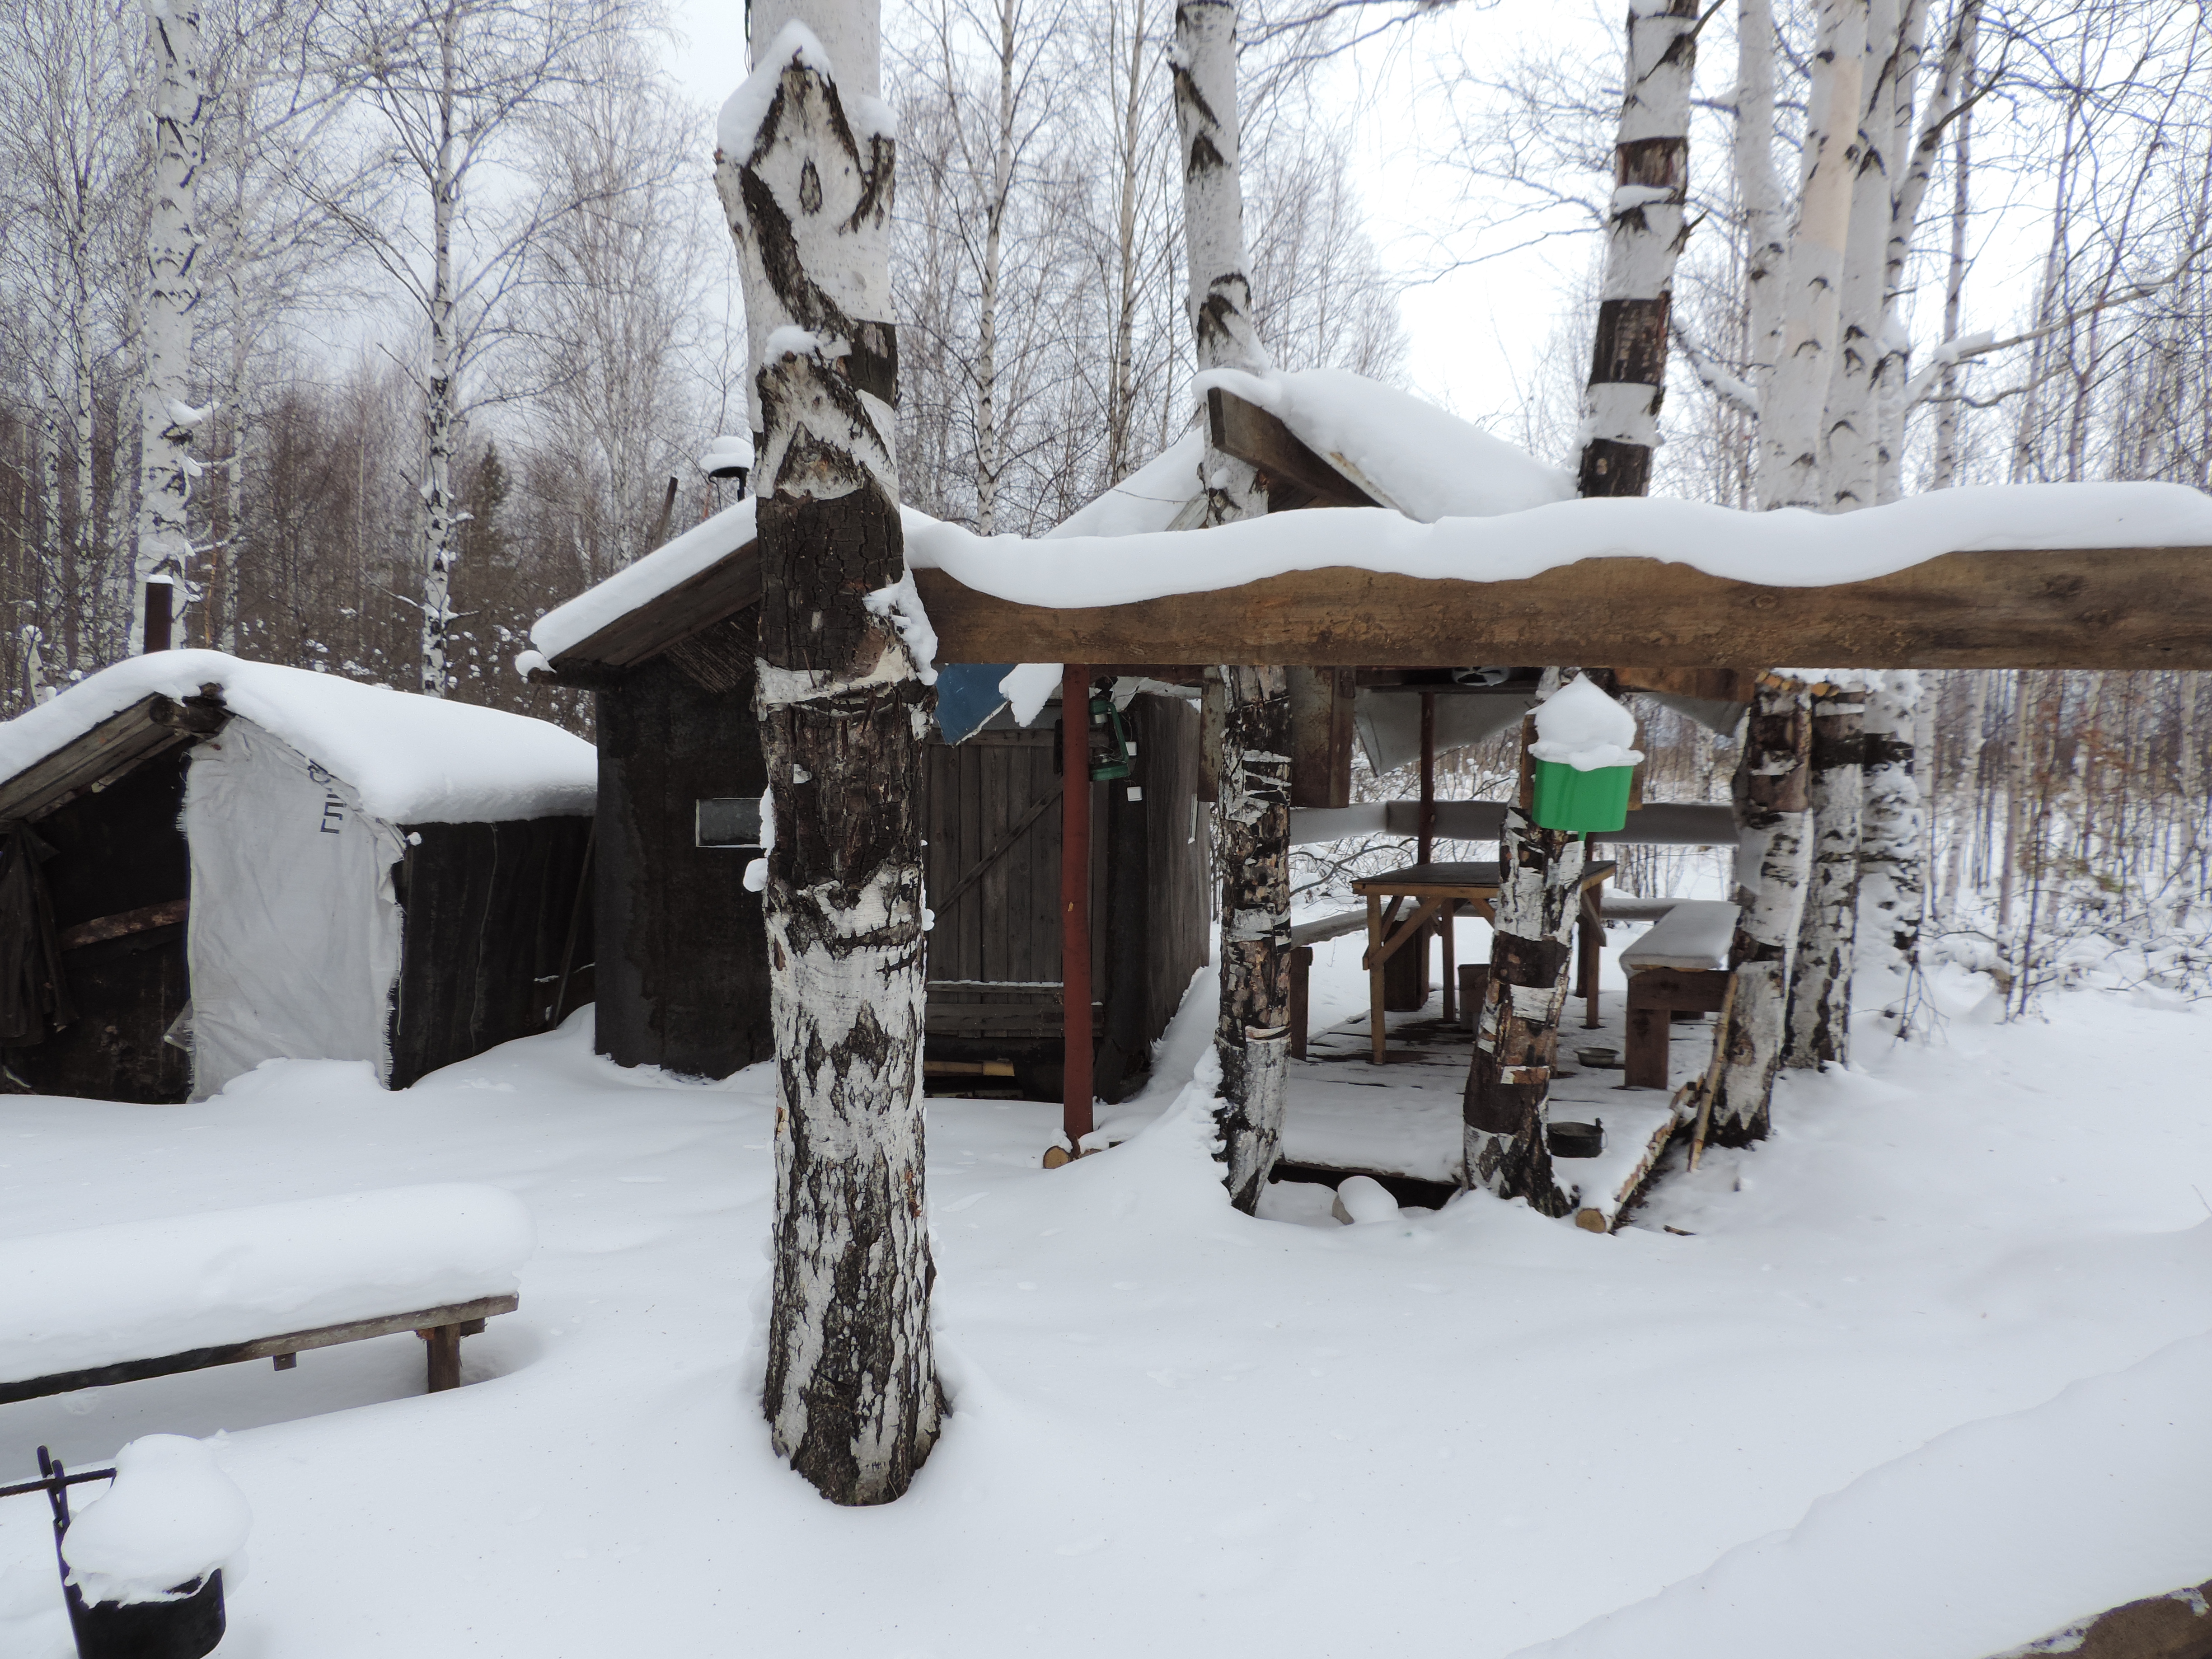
xmin=0 ymin=651 xmax=596 ymax=826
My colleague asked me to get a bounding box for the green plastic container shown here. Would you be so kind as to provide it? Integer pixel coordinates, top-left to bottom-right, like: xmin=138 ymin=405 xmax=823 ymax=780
xmin=1529 ymin=758 xmax=1635 ymax=833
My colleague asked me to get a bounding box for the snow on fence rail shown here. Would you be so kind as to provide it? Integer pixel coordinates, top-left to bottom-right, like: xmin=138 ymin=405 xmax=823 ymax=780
xmin=0 ymin=1185 xmax=532 ymax=1388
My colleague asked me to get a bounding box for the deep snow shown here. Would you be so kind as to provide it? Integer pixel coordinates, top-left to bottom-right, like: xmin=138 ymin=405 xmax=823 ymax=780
xmin=2 ymin=945 xmax=2208 ymax=1657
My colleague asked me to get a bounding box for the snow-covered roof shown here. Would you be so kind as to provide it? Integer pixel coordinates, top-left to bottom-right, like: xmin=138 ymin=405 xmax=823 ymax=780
xmin=911 ymin=481 xmax=2212 ymax=611
xmin=530 ymin=498 xmax=759 ymax=664
xmin=0 ymin=651 xmax=596 ymax=825
xmin=1046 ymin=369 xmax=1576 ymax=540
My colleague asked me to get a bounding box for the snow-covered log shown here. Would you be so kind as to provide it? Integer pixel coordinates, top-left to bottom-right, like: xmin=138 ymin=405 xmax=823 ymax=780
xmin=1786 ymin=677 xmax=1865 ymax=1069
xmin=1577 ymin=0 xmax=1699 ymax=498
xmin=1176 ymin=0 xmax=1288 ymax=1209
xmin=716 ymin=9 xmax=942 ymax=1505
xmin=1464 ymin=792 xmax=1584 ymax=1216
xmin=136 ymin=0 xmax=204 ymax=655
xmin=1755 ymin=0 xmax=1866 ymax=511
xmin=1701 ymin=673 xmax=1812 ymax=1145
xmin=1858 ymin=668 xmax=1925 ymax=1019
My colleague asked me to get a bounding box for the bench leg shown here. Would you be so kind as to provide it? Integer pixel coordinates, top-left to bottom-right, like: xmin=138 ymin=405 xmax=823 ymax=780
xmin=422 ymin=1324 xmax=463 ymax=1392
xmin=1578 ymin=894 xmax=1603 ymax=1028
xmin=1289 ymin=946 xmax=1312 ymax=1060
xmin=1625 ymin=999 xmax=1669 ymax=1089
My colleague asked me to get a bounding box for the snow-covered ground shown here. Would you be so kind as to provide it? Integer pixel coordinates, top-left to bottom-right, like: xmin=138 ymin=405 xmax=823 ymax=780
xmin=3 ymin=940 xmax=2209 ymax=1658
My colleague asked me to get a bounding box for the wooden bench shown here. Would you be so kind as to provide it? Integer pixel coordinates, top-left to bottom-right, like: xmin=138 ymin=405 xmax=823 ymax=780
xmin=0 ymin=1296 xmax=520 ymax=1406
xmin=1288 ymin=908 xmax=1371 ymax=1059
xmin=1621 ymin=900 xmax=1738 ymax=1089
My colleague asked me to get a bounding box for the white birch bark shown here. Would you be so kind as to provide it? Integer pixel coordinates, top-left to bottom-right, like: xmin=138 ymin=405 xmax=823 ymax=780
xmin=1576 ymin=0 xmax=1698 ymax=498
xmin=971 ymin=0 xmax=1015 ymax=535
xmin=718 ymin=4 xmax=940 ymax=1504
xmin=419 ymin=18 xmax=461 ymax=696
xmin=1755 ymin=0 xmax=1866 ymax=511
xmin=1701 ymin=674 xmax=1812 ymax=1145
xmin=135 ymin=0 xmax=205 ymax=654
xmin=1858 ymin=669 xmax=1926 ymax=1015
xmin=1176 ymin=0 xmax=1288 ymax=1208
xmin=1736 ymin=0 xmax=1788 ymax=411
xmin=1931 ymin=84 xmax=1973 ymax=489
xmin=1786 ymin=678 xmax=1865 ymax=1068
xmin=1825 ymin=0 xmax=1898 ymax=511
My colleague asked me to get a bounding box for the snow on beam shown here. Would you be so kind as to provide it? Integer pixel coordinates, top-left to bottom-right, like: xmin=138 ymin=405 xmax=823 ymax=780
xmin=915 ymin=545 xmax=2212 ymax=670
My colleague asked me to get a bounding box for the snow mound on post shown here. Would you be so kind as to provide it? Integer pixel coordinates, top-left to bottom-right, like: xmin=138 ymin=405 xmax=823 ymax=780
xmin=1509 ymin=1321 xmax=2212 ymax=1659
xmin=1197 ymin=366 xmax=1578 ymax=521
xmin=1531 ymin=676 xmax=1644 ymax=771
xmin=0 ymin=651 xmax=595 ymax=824
xmin=0 ymin=1183 xmax=533 ymax=1385
xmin=62 ymin=1436 xmax=252 ymax=1607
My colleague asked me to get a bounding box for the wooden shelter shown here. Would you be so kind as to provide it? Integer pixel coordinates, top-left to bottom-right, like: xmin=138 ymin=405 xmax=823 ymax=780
xmin=525 ymin=504 xmax=1212 ymax=1100
xmin=0 ymin=652 xmax=598 ymax=1102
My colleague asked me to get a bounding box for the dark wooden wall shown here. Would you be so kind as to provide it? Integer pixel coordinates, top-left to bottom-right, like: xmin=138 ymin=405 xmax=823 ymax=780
xmin=593 ymin=622 xmax=773 ymax=1080
xmin=389 ymin=813 xmax=595 ymax=1088
xmin=5 ymin=750 xmax=193 ymax=1102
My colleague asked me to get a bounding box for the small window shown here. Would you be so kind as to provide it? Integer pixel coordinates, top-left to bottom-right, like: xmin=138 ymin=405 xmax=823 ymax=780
xmin=697 ymin=797 xmax=763 ymax=848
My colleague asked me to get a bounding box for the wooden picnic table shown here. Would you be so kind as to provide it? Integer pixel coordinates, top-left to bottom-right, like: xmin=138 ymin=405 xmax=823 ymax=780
xmin=1350 ymin=859 xmax=1616 ymax=1064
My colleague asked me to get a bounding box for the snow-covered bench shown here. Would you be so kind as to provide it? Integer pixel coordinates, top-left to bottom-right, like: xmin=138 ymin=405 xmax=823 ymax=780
xmin=0 ymin=1185 xmax=531 ymax=1406
xmin=1288 ymin=909 xmax=1371 ymax=1058
xmin=1620 ymin=900 xmax=1739 ymax=1089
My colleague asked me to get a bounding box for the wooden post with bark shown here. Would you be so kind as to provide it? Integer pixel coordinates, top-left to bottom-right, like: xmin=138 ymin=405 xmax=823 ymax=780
xmin=1175 ymin=0 xmax=1289 ymax=1212
xmin=1786 ymin=675 xmax=1865 ymax=1069
xmin=1578 ymin=0 xmax=1698 ymax=498
xmin=1696 ymin=672 xmax=1813 ymax=1146
xmin=715 ymin=5 xmax=941 ymax=1505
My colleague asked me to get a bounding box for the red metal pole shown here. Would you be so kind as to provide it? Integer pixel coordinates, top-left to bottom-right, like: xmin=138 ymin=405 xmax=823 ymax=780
xmin=1060 ymin=665 xmax=1094 ymax=1147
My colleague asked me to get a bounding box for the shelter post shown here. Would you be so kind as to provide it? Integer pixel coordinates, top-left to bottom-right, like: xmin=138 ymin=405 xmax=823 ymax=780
xmin=143 ymin=582 xmax=173 ymax=653
xmin=1061 ymin=665 xmax=1094 ymax=1145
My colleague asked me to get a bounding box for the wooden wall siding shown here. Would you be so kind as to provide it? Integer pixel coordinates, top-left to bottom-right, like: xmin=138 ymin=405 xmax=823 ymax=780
xmin=922 ymin=727 xmax=1106 ymax=990
xmin=390 ymin=814 xmax=595 ymax=1090
xmin=5 ymin=750 xmax=194 ymax=1102
xmin=593 ymin=638 xmax=773 ymax=1081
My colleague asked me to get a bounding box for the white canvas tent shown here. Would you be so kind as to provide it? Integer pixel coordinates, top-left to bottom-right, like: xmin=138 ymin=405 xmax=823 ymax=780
xmin=0 ymin=652 xmax=597 ymax=1101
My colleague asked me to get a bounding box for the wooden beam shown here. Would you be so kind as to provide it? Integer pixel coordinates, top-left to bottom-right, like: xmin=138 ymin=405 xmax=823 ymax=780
xmin=548 ymin=539 xmax=762 ymax=676
xmin=1207 ymin=389 xmax=1378 ymax=509
xmin=58 ymin=899 xmax=189 ymax=952
xmin=914 ymin=546 xmax=2212 ymax=670
xmin=1287 ymin=667 xmax=1355 ymax=808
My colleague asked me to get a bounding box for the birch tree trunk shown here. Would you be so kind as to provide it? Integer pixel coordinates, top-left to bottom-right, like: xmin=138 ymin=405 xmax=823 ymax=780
xmin=971 ymin=0 xmax=1016 ymax=535
xmin=135 ymin=0 xmax=204 ymax=655
xmin=1736 ymin=0 xmax=1787 ymax=410
xmin=1701 ymin=674 xmax=1812 ymax=1146
xmin=1931 ymin=86 xmax=1974 ymax=489
xmin=717 ymin=7 xmax=942 ymax=1504
xmin=1176 ymin=0 xmax=1288 ymax=1210
xmin=1576 ymin=0 xmax=1697 ymax=498
xmin=1463 ymin=791 xmax=1584 ymax=1216
xmin=1826 ymin=0 xmax=1898 ymax=511
xmin=1858 ymin=669 xmax=1925 ymax=1017
xmin=1755 ymin=0 xmax=1866 ymax=511
xmin=1103 ymin=0 xmax=1149 ymax=485
xmin=1786 ymin=677 xmax=1865 ymax=1068
xmin=420 ymin=19 xmax=461 ymax=697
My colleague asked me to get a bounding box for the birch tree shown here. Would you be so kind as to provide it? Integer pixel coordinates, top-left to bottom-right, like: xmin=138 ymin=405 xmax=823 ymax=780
xmin=1176 ymin=0 xmax=1290 ymax=1213
xmin=316 ymin=0 xmax=633 ymax=694
xmin=135 ymin=0 xmax=206 ymax=653
xmin=1857 ymin=669 xmax=1925 ymax=1012
xmin=1577 ymin=0 xmax=1697 ymax=497
xmin=717 ymin=0 xmax=942 ymax=1504
xmin=1786 ymin=675 xmax=1864 ymax=1067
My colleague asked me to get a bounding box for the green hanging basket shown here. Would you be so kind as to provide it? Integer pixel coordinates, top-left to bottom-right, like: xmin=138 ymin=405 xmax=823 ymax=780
xmin=1529 ymin=758 xmax=1635 ymax=833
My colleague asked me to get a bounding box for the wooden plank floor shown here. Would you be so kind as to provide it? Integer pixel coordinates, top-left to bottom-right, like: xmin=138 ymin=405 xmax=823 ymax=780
xmin=1283 ymin=985 xmax=1713 ymax=1227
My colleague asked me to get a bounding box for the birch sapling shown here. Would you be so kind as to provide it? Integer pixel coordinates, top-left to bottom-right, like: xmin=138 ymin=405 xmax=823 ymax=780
xmin=137 ymin=0 xmax=205 ymax=654
xmin=1175 ymin=0 xmax=1290 ymax=1211
xmin=716 ymin=7 xmax=942 ymax=1504
xmin=1577 ymin=0 xmax=1698 ymax=498
xmin=1786 ymin=676 xmax=1865 ymax=1069
xmin=1697 ymin=673 xmax=1812 ymax=1146
xmin=1756 ymin=0 xmax=1867 ymax=511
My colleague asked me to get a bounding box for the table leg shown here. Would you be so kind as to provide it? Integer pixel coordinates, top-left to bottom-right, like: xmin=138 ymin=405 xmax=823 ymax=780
xmin=1440 ymin=901 xmax=1457 ymax=1026
xmin=1368 ymin=893 xmax=1386 ymax=1065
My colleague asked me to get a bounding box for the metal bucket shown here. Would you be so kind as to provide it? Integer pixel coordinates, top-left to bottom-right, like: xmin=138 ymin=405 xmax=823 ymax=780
xmin=65 ymin=1569 xmax=226 ymax=1659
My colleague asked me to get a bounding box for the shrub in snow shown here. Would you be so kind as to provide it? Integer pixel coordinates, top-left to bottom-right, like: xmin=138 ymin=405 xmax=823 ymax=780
xmin=63 ymin=1436 xmax=251 ymax=1607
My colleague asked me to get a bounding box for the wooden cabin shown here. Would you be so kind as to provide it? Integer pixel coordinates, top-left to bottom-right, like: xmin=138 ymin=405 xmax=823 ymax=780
xmin=524 ymin=505 xmax=1211 ymax=1100
xmin=0 ymin=651 xmax=598 ymax=1102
